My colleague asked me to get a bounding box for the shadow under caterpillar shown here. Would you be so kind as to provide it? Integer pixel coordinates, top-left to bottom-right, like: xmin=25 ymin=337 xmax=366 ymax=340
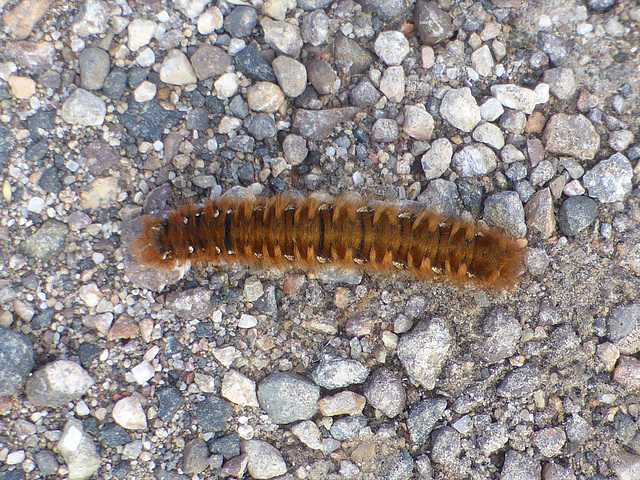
xmin=132 ymin=194 xmax=526 ymax=288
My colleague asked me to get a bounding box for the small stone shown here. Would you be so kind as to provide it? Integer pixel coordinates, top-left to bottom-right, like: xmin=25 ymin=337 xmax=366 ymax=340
xmin=247 ymin=114 xmax=277 ymax=141
xmin=407 ymin=398 xmax=447 ymax=445
xmin=221 ymin=369 xmax=259 ymax=407
xmin=500 ymin=110 xmax=527 ymax=134
xmin=478 ymin=423 xmax=508 ymax=455
xmin=397 ymin=319 xmax=451 ymax=390
xmin=363 ymin=368 xmax=406 ymax=418
xmin=501 ymin=451 xmax=541 ymax=480
xmin=183 ymin=438 xmax=209 ymax=474
xmin=301 ymin=10 xmax=329 ymax=46
xmin=61 ymin=89 xmax=106 ymax=126
xmin=480 ymin=98 xmax=504 ymax=121
xmin=421 ymin=138 xmax=452 ymax=180
xmin=417 ymin=179 xmax=458 ymax=217
xmin=440 ymin=87 xmax=481 ymax=132
xmin=127 ymin=19 xmax=157 ymax=52
xmin=563 ymin=180 xmax=585 ymax=197
xmin=191 ymin=45 xmax=232 ymax=81
xmin=613 ymin=356 xmax=640 ymax=393
xmin=133 ymin=81 xmax=156 ymax=102
xmin=371 ymin=118 xmax=399 ymax=143
xmin=334 ymin=33 xmax=375 ymax=75
xmin=214 ymin=72 xmax=239 ymax=99
xmin=0 ymin=326 xmax=35 ymax=396
xmin=197 ymin=6 xmax=223 ymax=34
xmin=483 ymin=191 xmax=527 ymax=237
xmin=257 ymin=372 xmax=319 ymax=424
xmin=283 ymin=134 xmax=308 ymax=166
xmin=421 ymin=46 xmax=435 ymax=68
xmin=112 ymin=396 xmax=147 ymax=430
xmin=35 ymin=450 xmax=58 ymax=476
xmin=525 ymin=187 xmax=555 ymax=239
xmin=196 ymin=396 xmax=233 ymax=432
xmin=609 ymin=130 xmax=634 ymax=152
xmin=224 ymin=6 xmax=257 ymax=38
xmin=431 ymin=427 xmax=462 ymax=466
xmin=157 ymin=387 xmax=185 ymax=422
xmin=5 ymin=40 xmax=55 ymax=74
xmin=474 ymin=308 xmax=521 ymax=363
xmin=318 ymin=391 xmax=366 ymax=416
xmin=311 ymin=352 xmax=369 ymax=389
xmin=471 ymin=45 xmax=494 ymax=77
xmin=543 ymin=67 xmax=577 ymax=101
xmin=272 ymin=56 xmax=307 ymax=98
xmin=57 ymin=419 xmax=101 ymax=480
xmin=247 ymin=82 xmax=285 ymax=113
xmin=221 ymin=453 xmax=249 ymax=478
xmin=374 ymin=31 xmax=410 ymax=66
xmin=491 ymin=84 xmax=540 ymax=114
xmin=306 ymin=58 xmax=338 ymax=95
xmin=453 ymin=143 xmax=498 ymax=177
xmin=472 ymin=122 xmax=504 ymax=149
xmin=26 ymin=360 xmax=94 ymax=408
xmin=543 ymin=113 xmax=600 ymax=160
xmin=242 ymin=440 xmax=287 ymax=479
xmin=557 ymin=196 xmax=597 ymax=236
xmin=414 ymin=0 xmax=454 ymax=45
xmin=293 ymin=107 xmax=359 ymax=140
xmin=78 ymin=47 xmax=110 ymax=91
xmin=72 ymin=0 xmax=110 ymax=37
xmin=565 ymin=414 xmax=591 ymax=444
xmin=330 ymin=416 xmax=367 ymax=441
xmin=534 ymin=427 xmax=566 ymax=457
xmin=497 ymin=363 xmax=542 ymax=398
xmin=291 ymin=420 xmax=324 ymax=450
xmin=261 ymin=17 xmax=303 ymax=58
xmin=608 ymin=304 xmax=640 ymax=355
xmin=403 ymin=105 xmax=434 ymax=141
xmin=166 ymin=287 xmax=213 ymax=321
xmin=8 ymin=75 xmax=36 ymax=99
xmin=583 ymin=153 xmax=633 ymax=203
xmin=174 ymin=0 xmax=210 ymax=18
xmin=380 ymin=66 xmax=405 ymax=103
xmin=349 ymin=78 xmax=381 ymax=107
xmin=234 ymin=46 xmax=276 ymax=82
xmin=160 ymin=49 xmax=197 ymax=85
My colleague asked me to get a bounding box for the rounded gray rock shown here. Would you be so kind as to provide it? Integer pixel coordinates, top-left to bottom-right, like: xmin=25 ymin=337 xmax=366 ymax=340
xmin=23 ymin=219 xmax=69 ymax=260
xmin=224 ymin=6 xmax=258 ymax=38
xmin=483 ymin=191 xmax=527 ymax=237
xmin=361 ymin=0 xmax=407 ymax=21
xmin=608 ymin=304 xmax=640 ymax=355
xmin=583 ymin=153 xmax=633 ymax=203
xmin=557 ymin=195 xmax=597 ymax=236
xmin=311 ymin=352 xmax=370 ymax=389
xmin=300 ymin=10 xmax=329 ymax=46
xmin=497 ymin=363 xmax=542 ymax=398
xmin=0 ymin=326 xmax=35 ymax=396
xmin=440 ymin=87 xmax=481 ymax=133
xmin=452 ymin=143 xmax=497 ymax=177
xmin=78 ymin=47 xmax=110 ymax=91
xmin=349 ymin=78 xmax=381 ymax=107
xmin=407 ymin=398 xmax=447 ymax=445
xmin=474 ymin=308 xmax=522 ymax=364
xmin=26 ymin=360 xmax=95 ymax=408
xmin=363 ymin=368 xmax=406 ymax=418
xmin=421 ymin=138 xmax=452 ymax=180
xmin=414 ymin=1 xmax=454 ymax=45
xmin=371 ymin=118 xmax=399 ymax=143
xmin=257 ymin=372 xmax=319 ymax=424
xmin=543 ymin=67 xmax=577 ymax=101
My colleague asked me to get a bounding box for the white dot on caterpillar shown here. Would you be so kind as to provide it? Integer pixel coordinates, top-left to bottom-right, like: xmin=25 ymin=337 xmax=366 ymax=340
xmin=213 ymin=210 xmax=220 ymax=218
xmin=188 ymin=246 xmax=195 ymax=254
xmin=254 ymin=252 xmax=263 ymax=258
xmin=215 ymin=246 xmax=221 ymax=254
xmin=183 ymin=217 xmax=189 ymax=225
xmin=227 ymin=250 xmax=235 ymax=255
xmin=226 ymin=209 xmax=233 ymax=215
xmin=393 ymin=261 xmax=407 ymax=269
xmin=284 ymin=254 xmax=295 ymax=261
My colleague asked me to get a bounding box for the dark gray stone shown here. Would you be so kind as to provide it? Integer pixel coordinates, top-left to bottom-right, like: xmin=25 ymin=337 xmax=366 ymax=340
xmin=497 ymin=363 xmax=542 ymax=398
xmin=349 ymin=78 xmax=381 ymax=107
xmin=23 ymin=219 xmax=69 ymax=260
xmin=99 ymin=423 xmax=132 ymax=447
xmin=414 ymin=1 xmax=454 ymax=45
xmin=234 ymin=46 xmax=277 ymax=82
xmin=334 ymin=33 xmax=375 ymax=75
xmin=120 ymin=99 xmax=183 ymax=142
xmin=224 ymin=6 xmax=258 ymax=38
xmin=247 ymin=113 xmax=277 ymax=140
xmin=257 ymin=372 xmax=319 ymax=424
xmin=293 ymin=107 xmax=359 ymax=140
xmin=557 ymin=196 xmax=597 ymax=236
xmin=360 ymin=0 xmax=408 ymax=21
xmin=78 ymin=47 xmax=111 ymax=90
xmin=407 ymin=398 xmax=447 ymax=445
xmin=195 ymin=396 xmax=233 ymax=432
xmin=157 ymin=387 xmax=185 ymax=422
xmin=0 ymin=326 xmax=35 ymax=396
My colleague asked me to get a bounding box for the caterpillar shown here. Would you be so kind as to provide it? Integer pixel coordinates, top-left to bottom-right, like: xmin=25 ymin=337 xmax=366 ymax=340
xmin=132 ymin=193 xmax=526 ymax=288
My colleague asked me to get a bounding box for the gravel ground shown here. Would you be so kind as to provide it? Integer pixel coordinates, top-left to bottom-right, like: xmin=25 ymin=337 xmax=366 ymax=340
xmin=1 ymin=0 xmax=640 ymax=479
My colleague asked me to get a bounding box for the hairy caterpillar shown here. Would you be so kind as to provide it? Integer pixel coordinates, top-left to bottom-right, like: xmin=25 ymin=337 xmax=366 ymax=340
xmin=132 ymin=194 xmax=526 ymax=287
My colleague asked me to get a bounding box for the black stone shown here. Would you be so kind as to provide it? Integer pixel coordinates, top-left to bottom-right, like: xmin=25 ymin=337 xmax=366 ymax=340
xmin=119 ymin=100 xmax=183 ymax=142
xmin=38 ymin=167 xmax=62 ymax=193
xmin=99 ymin=423 xmax=132 ymax=447
xmin=103 ymin=67 xmax=127 ymax=99
xmin=195 ymin=396 xmax=233 ymax=432
xmin=208 ymin=433 xmax=241 ymax=460
xmin=234 ymin=46 xmax=276 ymax=82
xmin=157 ymin=386 xmax=185 ymax=422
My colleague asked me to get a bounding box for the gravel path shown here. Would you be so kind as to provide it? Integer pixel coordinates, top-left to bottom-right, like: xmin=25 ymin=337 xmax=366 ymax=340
xmin=0 ymin=0 xmax=639 ymax=479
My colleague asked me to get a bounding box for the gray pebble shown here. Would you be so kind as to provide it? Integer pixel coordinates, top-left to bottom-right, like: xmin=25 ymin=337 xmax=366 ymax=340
xmin=191 ymin=44 xmax=232 ymax=80
xmin=300 ymin=10 xmax=329 ymax=46
xmin=608 ymin=304 xmax=640 ymax=355
xmin=609 ymin=130 xmax=634 ymax=152
xmin=491 ymin=84 xmax=541 ymax=114
xmin=330 ymin=416 xmax=367 ymax=441
xmin=403 ymin=105 xmax=434 ymax=141
xmin=186 ymin=107 xmax=209 ymax=131
xmin=228 ymin=135 xmax=255 ymax=153
xmin=311 ymin=352 xmax=369 ymax=389
xmin=386 ymin=450 xmax=414 ymax=480
xmin=99 ymin=423 xmax=131 ymax=448
xmin=0 ymin=326 xmax=35 ymax=396
xmin=317 ymin=267 xmax=362 ymax=284
xmin=371 ymin=118 xmax=399 ymax=143
xmin=195 ymin=396 xmax=233 ymax=432
xmin=499 ymin=109 xmax=527 ymax=134
xmin=530 ymin=159 xmax=555 ymax=186
xmin=407 ymin=398 xmax=447 ymax=445
xmin=183 ymin=438 xmax=209 ymax=474
xmin=363 ymin=368 xmax=406 ymax=418
xmin=248 ymin=113 xmax=277 ymax=140
xmin=506 ymin=162 xmax=527 ymax=182
xmin=283 ymin=134 xmax=308 ymax=165
xmin=157 ymin=386 xmax=185 ymax=422
xmin=61 ymin=88 xmax=106 ymax=126
xmin=397 ymin=318 xmax=452 ymax=390
xmin=208 ymin=434 xmax=241 ymax=460
xmin=557 ymin=195 xmax=597 ymax=236
xmin=430 ymin=427 xmax=461 ymax=465
xmin=587 ymin=0 xmax=615 ymax=12
xmin=478 ymin=423 xmax=508 ymax=455
xmin=242 ymin=439 xmax=287 ymax=479
xmin=474 ymin=308 xmax=521 ymax=364
xmin=230 ymin=95 xmax=250 ymax=118
xmin=534 ymin=426 xmax=566 ymax=457
xmin=257 ymin=372 xmax=319 ymax=424
xmin=483 ymin=191 xmax=527 ymax=237
xmin=119 ymin=99 xmax=182 ymax=142
xmin=298 ymin=0 xmax=333 ymax=11
xmin=542 ymin=462 xmax=577 ymax=480
xmin=539 ymin=33 xmax=568 ymax=64
xmin=306 ymin=58 xmax=338 ymax=95
xmin=417 ymin=179 xmax=458 ymax=217
xmin=583 ymin=153 xmax=633 ymax=203
xmin=497 ymin=363 xmax=542 ymax=398
xmin=515 ymin=180 xmax=536 ymax=203
xmin=559 ymin=157 xmax=584 ymax=179
xmin=261 ymin=17 xmax=303 ymax=58
xmin=23 ymin=219 xmax=69 ymax=260
xmin=440 ymin=87 xmax=481 ymax=133
xmin=72 ymin=0 xmax=110 ymax=37
xmin=334 ymin=33 xmax=375 ymax=75
xmin=35 ymin=450 xmax=59 ymax=476
xmin=293 ymin=107 xmax=359 ymax=140
xmin=374 ymin=31 xmax=410 ymax=66
xmin=500 ymin=450 xmax=541 ymax=480
xmin=272 ymin=56 xmax=307 ymax=98
xmin=421 ymin=138 xmax=452 ymax=180
xmin=103 ymin=67 xmax=127 ymax=99
xmin=234 ymin=46 xmax=277 ymax=82
xmin=501 ymin=144 xmax=525 ymax=164
xmin=414 ymin=1 xmax=454 ymax=45
xmin=472 ymin=122 xmax=504 ymax=150
xmin=349 ymin=78 xmax=381 ymax=107
xmin=224 ymin=6 xmax=258 ymax=38
xmin=166 ymin=287 xmax=214 ymax=320
xmin=564 ymin=414 xmax=591 ymax=444
xmin=27 ymin=360 xmax=94 ymax=408
xmin=525 ymin=187 xmax=556 ymax=239
xmin=78 ymin=47 xmax=110 ymax=91
xmin=453 ymin=143 xmax=497 ymax=177
xmin=471 ymin=45 xmax=494 ymax=77
xmin=57 ymin=419 xmax=102 ymax=480
xmin=543 ymin=67 xmax=576 ymax=101
xmin=543 ymin=113 xmax=600 ymax=160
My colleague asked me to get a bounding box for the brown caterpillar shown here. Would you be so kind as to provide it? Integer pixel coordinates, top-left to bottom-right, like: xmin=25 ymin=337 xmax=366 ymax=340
xmin=132 ymin=194 xmax=526 ymax=288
